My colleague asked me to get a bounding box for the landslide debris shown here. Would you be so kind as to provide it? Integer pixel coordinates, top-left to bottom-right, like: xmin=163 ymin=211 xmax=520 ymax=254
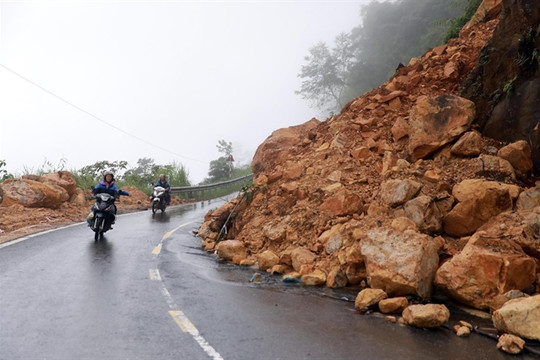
xmin=197 ymin=0 xmax=540 ymax=321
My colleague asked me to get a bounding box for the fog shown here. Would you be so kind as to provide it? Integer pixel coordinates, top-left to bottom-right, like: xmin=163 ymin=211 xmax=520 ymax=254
xmin=0 ymin=0 xmax=371 ymax=183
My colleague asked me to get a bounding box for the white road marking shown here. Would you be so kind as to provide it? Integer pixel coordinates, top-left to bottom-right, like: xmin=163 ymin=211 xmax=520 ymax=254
xmin=149 ymin=268 xmax=223 ymax=360
xmin=169 ymin=310 xmax=224 ymax=360
xmin=149 ymin=268 xmax=161 ymax=281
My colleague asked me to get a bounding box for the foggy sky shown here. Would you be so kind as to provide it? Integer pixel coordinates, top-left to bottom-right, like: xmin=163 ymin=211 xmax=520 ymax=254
xmin=0 ymin=0 xmax=369 ymax=183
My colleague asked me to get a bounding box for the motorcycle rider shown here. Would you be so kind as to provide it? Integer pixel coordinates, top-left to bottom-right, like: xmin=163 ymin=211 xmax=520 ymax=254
xmin=87 ymin=171 xmax=121 ymax=226
xmin=154 ymin=174 xmax=171 ymax=205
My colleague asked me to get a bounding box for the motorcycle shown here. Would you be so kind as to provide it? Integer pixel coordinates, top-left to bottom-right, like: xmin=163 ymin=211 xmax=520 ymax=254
xmin=151 ymin=186 xmax=168 ymax=214
xmin=88 ymin=188 xmax=129 ymax=241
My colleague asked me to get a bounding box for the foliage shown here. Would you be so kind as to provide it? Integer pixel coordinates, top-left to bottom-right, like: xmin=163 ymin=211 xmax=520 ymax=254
xmin=207 ymin=156 xmax=231 ymax=182
xmin=21 ymin=157 xmax=68 ymax=176
xmin=503 ymin=76 xmax=518 ymax=97
xmin=121 ymin=157 xmax=159 ymax=189
xmin=0 ymin=160 xmax=13 ymax=182
xmin=216 ymin=139 xmax=233 ymax=157
xmin=444 ymin=0 xmax=483 ymax=42
xmin=516 ymin=28 xmax=539 ymax=74
xmin=203 ymin=139 xmax=240 ymax=183
xmin=297 ymin=0 xmax=481 ymax=116
xmin=77 ymin=160 xmax=129 ymax=180
xmin=73 ymin=158 xmax=189 ymax=190
xmin=296 ymin=33 xmax=353 ymax=114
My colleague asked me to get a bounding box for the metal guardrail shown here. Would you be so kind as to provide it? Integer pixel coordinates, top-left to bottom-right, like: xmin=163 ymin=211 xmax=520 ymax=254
xmin=170 ymin=173 xmax=254 ymax=200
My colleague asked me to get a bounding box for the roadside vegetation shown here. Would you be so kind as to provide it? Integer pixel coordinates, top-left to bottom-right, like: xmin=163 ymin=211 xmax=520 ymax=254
xmin=1 ymin=139 xmax=251 ymax=197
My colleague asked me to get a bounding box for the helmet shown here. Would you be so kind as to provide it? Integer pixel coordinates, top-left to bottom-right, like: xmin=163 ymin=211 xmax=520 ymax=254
xmin=103 ymin=171 xmax=115 ymax=181
xmin=159 ymin=174 xmax=166 ymax=179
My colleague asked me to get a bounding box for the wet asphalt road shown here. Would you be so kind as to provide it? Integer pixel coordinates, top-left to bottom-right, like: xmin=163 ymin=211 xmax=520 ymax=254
xmin=1 ymin=197 xmax=537 ymax=360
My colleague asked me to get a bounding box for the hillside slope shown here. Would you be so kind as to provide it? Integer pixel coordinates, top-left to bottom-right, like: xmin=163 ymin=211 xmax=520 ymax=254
xmin=198 ymin=0 xmax=540 ymax=315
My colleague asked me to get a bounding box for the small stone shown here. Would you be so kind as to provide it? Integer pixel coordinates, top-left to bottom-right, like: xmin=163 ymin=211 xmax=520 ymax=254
xmin=456 ymin=326 xmax=471 ymax=337
xmin=497 ymin=333 xmax=525 ymax=355
xmin=459 ymin=320 xmax=473 ymax=330
xmin=355 ymin=288 xmax=388 ymax=311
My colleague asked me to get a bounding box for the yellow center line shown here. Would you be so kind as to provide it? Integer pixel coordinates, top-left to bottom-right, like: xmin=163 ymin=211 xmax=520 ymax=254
xmin=169 ymin=310 xmax=197 ymax=333
xmin=152 ymin=221 xmax=196 ymax=256
xmin=152 ymin=243 xmax=162 ymax=255
xmin=162 ymin=221 xmax=196 ymax=240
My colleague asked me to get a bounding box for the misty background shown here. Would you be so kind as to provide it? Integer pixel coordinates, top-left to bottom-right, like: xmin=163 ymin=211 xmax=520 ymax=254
xmin=0 ymin=0 xmax=475 ymax=185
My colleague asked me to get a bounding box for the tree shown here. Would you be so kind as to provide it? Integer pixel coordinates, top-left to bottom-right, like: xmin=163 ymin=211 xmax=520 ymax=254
xmin=205 ymin=140 xmax=235 ymax=183
xmin=207 ymin=157 xmax=230 ymax=182
xmin=122 ymin=157 xmax=157 ymax=188
xmin=297 ymin=0 xmax=476 ymax=115
xmin=122 ymin=158 xmax=191 ymax=188
xmin=216 ymin=139 xmax=233 ymax=157
xmin=296 ymin=34 xmax=353 ymax=115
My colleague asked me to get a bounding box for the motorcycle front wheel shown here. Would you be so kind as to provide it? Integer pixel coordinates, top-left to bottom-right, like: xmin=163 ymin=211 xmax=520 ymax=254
xmin=94 ymin=217 xmax=104 ymax=241
xmin=152 ymin=202 xmax=158 ymax=214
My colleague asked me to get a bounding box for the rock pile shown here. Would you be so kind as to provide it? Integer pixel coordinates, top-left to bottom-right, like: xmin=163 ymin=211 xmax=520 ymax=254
xmin=197 ymin=0 xmax=540 ymax=350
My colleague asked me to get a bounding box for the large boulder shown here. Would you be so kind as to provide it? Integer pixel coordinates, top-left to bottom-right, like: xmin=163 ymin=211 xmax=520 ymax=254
xmin=497 ymin=140 xmax=534 ymax=174
xmin=443 ymin=179 xmax=515 ymax=237
xmin=450 ymin=131 xmax=484 ymax=157
xmin=434 ymin=231 xmax=536 ymax=310
xmin=318 ymin=224 xmax=344 ymax=255
xmin=477 ymin=208 xmax=540 ymax=259
xmin=41 ymin=171 xmax=78 ymax=197
xmin=360 ymin=228 xmax=442 ymax=299
xmin=404 ymin=194 xmax=454 ymax=234
xmin=1 ymin=178 xmax=69 ymax=209
xmin=380 ymin=179 xmax=423 ymax=208
xmin=290 ymin=248 xmax=316 ymax=273
xmin=215 ymin=240 xmax=247 ymax=262
xmin=319 ymin=189 xmax=364 ymax=216
xmin=408 ymin=95 xmax=475 ymax=160
xmin=257 ymin=250 xmax=279 ymax=271
xmin=493 ymin=294 xmax=540 ymax=341
xmin=252 ymin=118 xmax=320 ymax=174
xmin=516 ymin=184 xmax=540 ymax=210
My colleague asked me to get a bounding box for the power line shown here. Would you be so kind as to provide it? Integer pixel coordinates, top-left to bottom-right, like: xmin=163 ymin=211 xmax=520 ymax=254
xmin=0 ymin=63 xmax=208 ymax=164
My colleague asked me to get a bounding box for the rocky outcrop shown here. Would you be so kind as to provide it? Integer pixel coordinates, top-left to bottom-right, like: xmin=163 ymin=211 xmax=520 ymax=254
xmin=461 ymin=0 xmax=540 ymax=173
